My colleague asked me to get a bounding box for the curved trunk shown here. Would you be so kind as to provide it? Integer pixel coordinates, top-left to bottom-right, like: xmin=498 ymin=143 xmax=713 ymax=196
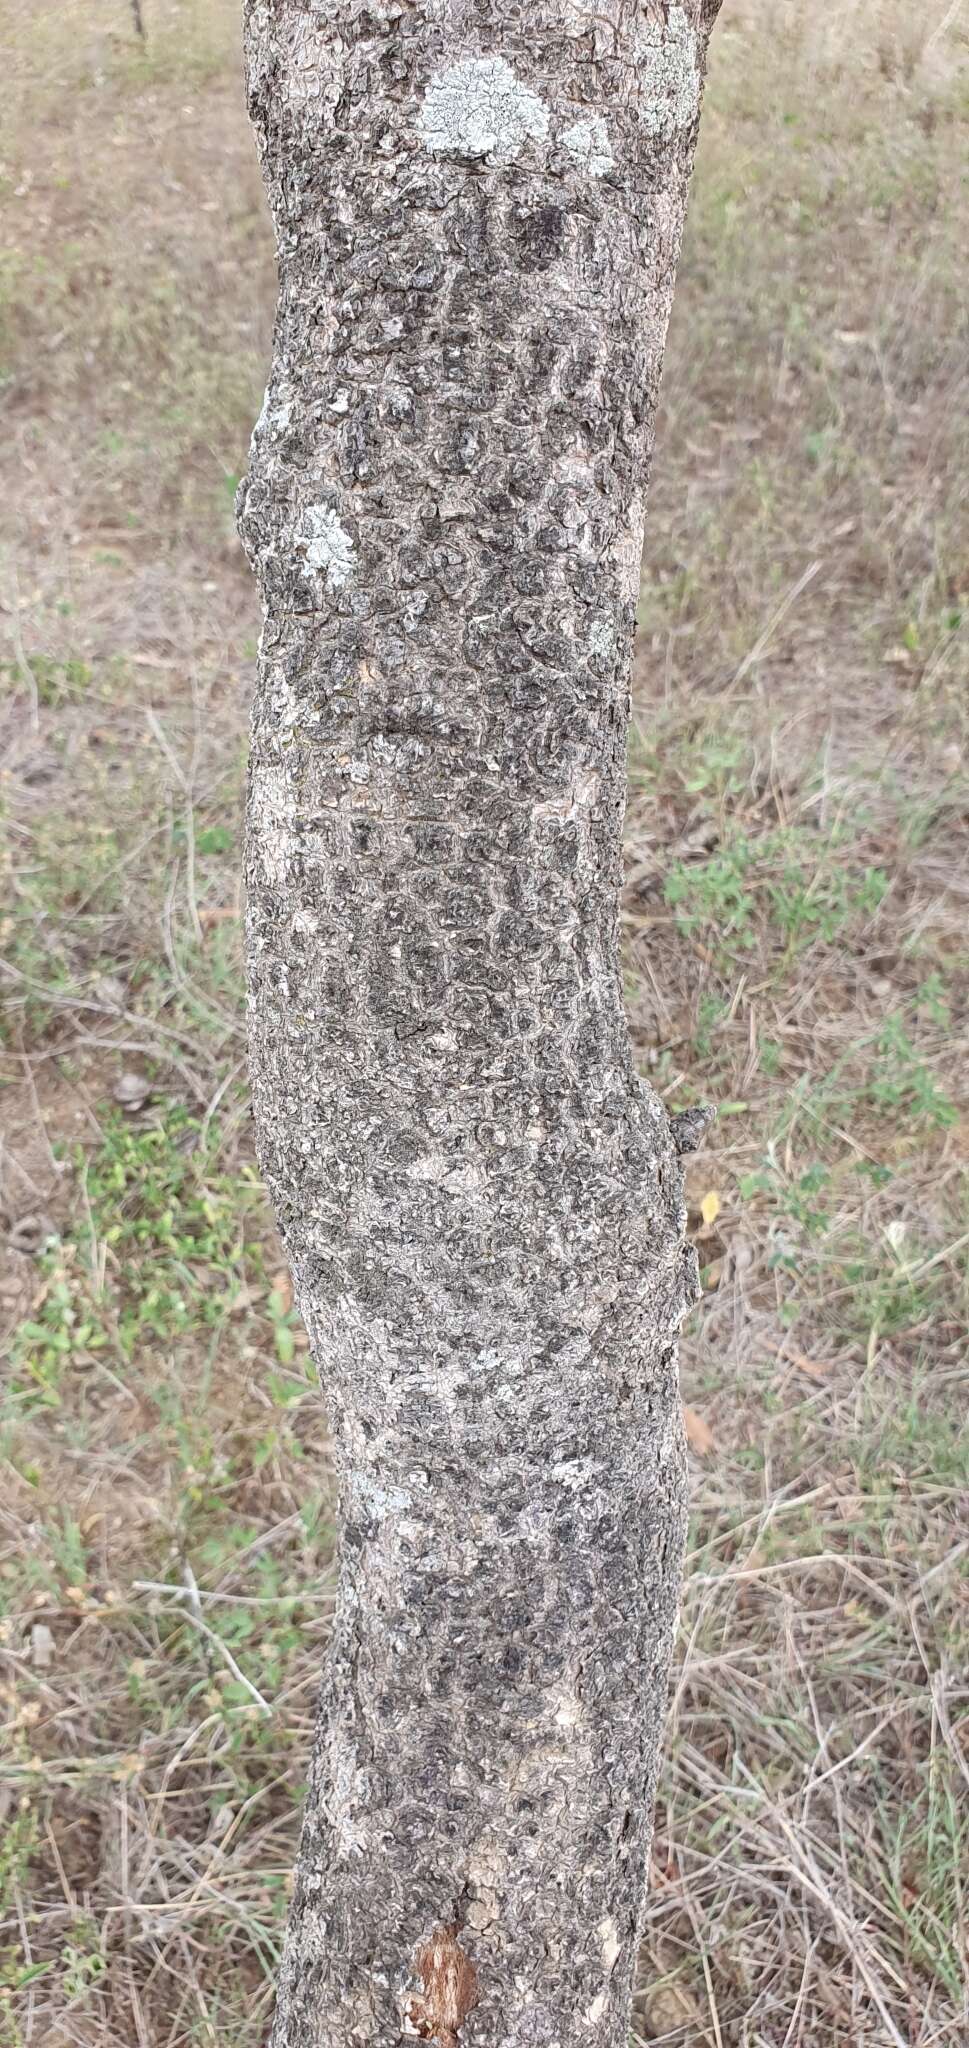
xmin=238 ymin=4 xmax=719 ymax=2044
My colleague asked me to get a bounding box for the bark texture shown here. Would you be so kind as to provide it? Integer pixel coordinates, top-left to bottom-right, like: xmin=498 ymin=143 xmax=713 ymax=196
xmin=238 ymin=5 xmax=719 ymax=2044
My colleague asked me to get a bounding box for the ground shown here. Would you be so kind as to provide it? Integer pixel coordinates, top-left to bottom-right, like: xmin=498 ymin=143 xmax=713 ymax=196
xmin=0 ymin=2 xmax=967 ymax=2044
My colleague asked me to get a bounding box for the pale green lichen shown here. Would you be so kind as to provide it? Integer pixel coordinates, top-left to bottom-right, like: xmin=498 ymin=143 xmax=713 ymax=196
xmin=250 ymin=386 xmax=292 ymax=452
xmin=640 ymin=3 xmax=700 ymax=138
xmin=299 ymin=504 xmax=355 ymax=589
xmin=560 ymin=114 xmax=614 ymax=178
xmin=348 ymin=1471 xmax=412 ymax=1518
xmin=418 ymin=56 xmax=549 ymax=163
xmin=588 ymin=615 xmax=615 ymax=659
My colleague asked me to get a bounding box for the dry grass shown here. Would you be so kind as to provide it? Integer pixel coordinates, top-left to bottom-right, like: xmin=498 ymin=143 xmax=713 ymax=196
xmin=1 ymin=2 xmax=967 ymax=2044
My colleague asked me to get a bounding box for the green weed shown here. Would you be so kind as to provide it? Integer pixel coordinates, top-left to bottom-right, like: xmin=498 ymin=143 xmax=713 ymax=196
xmin=665 ymin=824 xmax=889 ymax=963
xmin=0 ymin=654 xmax=93 ymax=708
xmin=8 ymin=1103 xmax=265 ymax=1412
xmin=879 ymin=1757 xmax=968 ymax=2005
xmin=867 ymin=1017 xmax=957 ymax=1130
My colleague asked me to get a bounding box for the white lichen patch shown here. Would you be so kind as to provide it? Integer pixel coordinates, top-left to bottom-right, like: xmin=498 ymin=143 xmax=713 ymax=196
xmin=419 ymin=57 xmax=549 ymax=163
xmin=599 ymin=1917 xmax=621 ymax=1973
xmin=327 ymin=1722 xmax=368 ymax=1860
xmin=640 ymin=3 xmax=701 ymax=139
xmin=588 ymin=615 xmax=615 ymax=660
xmin=657 ymin=1406 xmax=684 ymax=1468
xmin=251 ymin=386 xmax=293 ymax=447
xmin=298 ymin=503 xmax=356 ymax=589
xmin=560 ymin=114 xmax=614 ymax=178
xmin=348 ymin=1471 xmax=412 ymax=1518
xmin=264 ymin=670 xmax=305 ymax=741
xmin=550 ymin=1455 xmax=604 ymax=1492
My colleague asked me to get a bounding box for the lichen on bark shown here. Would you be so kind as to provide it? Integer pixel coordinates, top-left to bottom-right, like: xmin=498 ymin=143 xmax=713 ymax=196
xmin=237 ymin=3 xmax=721 ymax=2044
xmin=560 ymin=114 xmax=615 ymax=178
xmin=419 ymin=56 xmax=550 ymax=162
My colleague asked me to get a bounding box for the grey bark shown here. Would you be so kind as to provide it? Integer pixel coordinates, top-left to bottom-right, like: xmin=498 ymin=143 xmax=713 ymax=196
xmin=237 ymin=4 xmax=720 ymax=2045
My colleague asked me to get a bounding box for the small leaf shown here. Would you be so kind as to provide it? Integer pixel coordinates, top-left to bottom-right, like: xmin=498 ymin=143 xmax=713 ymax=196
xmin=268 ymin=1372 xmax=302 ymax=1409
xmin=14 ymin=1962 xmax=53 ymax=1990
xmin=195 ymin=825 xmax=233 ymax=855
xmin=787 ymin=1348 xmax=831 ymax=1382
xmin=790 ymin=1351 xmax=827 ymax=1384
xmin=274 ymin=1324 xmax=296 ymax=1366
xmin=270 ymin=1269 xmax=294 ymax=1315
xmin=700 ymin=1190 xmax=721 ymax=1227
xmin=229 ymin=1282 xmax=264 ymax=1315
xmin=683 ymin=1404 xmax=715 ymax=1455
xmin=765 ymin=1339 xmax=832 ymax=1382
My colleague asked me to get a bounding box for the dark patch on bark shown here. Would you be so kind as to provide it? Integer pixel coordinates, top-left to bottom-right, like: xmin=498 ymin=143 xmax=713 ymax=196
xmin=513 ymin=203 xmax=569 ymax=269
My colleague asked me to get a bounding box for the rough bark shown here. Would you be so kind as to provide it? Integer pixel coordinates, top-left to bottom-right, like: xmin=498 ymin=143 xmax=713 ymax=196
xmin=237 ymin=4 xmax=720 ymax=2044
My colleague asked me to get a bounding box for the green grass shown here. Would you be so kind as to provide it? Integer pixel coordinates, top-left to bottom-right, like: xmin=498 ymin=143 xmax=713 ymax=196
xmin=665 ymin=824 xmax=891 ymax=960
xmin=7 ymin=1104 xmax=265 ymax=1415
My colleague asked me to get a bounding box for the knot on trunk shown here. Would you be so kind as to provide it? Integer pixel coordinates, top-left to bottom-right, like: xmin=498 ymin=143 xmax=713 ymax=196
xmin=669 ymin=1103 xmax=717 ymax=1155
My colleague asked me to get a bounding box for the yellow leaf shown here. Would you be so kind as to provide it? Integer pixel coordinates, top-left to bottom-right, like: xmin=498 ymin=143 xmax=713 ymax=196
xmin=683 ymin=1405 xmax=715 ymax=1456
xmin=700 ymin=1190 xmax=720 ymax=1227
xmin=270 ymin=1269 xmax=294 ymax=1315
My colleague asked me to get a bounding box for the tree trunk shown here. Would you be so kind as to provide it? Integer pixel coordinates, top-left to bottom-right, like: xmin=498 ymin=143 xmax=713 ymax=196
xmin=237 ymin=4 xmax=720 ymax=2043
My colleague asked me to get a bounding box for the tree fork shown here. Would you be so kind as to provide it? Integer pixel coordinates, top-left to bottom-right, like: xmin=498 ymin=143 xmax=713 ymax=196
xmin=237 ymin=4 xmax=721 ymax=2043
